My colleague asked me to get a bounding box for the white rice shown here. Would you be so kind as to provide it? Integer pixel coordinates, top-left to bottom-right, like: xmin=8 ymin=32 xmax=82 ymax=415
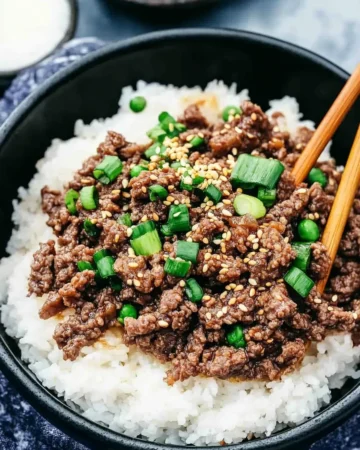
xmin=1 ymin=81 xmax=359 ymax=446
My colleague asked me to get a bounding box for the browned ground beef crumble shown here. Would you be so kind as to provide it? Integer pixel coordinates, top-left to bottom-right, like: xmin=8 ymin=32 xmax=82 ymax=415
xmin=28 ymin=101 xmax=360 ymax=384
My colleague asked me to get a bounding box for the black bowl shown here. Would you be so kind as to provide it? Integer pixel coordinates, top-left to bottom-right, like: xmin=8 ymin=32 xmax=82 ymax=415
xmin=0 ymin=28 xmax=359 ymax=450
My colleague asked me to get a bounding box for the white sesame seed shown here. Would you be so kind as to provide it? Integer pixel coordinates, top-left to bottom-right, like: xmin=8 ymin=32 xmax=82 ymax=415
xmin=239 ymin=304 xmax=248 ymax=312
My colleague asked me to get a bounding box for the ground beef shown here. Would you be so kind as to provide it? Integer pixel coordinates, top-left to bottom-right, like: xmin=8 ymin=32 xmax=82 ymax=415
xmin=28 ymin=100 xmax=360 ymax=384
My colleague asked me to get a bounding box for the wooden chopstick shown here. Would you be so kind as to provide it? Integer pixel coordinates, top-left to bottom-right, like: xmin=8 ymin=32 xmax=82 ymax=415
xmin=317 ymin=126 xmax=360 ymax=294
xmin=292 ymin=63 xmax=360 ymax=185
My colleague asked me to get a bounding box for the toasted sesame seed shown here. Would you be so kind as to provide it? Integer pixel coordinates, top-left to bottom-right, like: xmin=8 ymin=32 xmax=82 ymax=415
xmin=228 ymin=297 xmax=236 ymax=305
xmin=122 ymin=192 xmax=130 ymax=198
xmin=249 ymin=260 xmax=257 ymax=266
xmin=248 ymin=234 xmax=256 ymax=242
xmin=133 ymin=279 xmax=141 ymax=287
xmin=314 ymin=298 xmax=322 ymax=304
xmin=249 ymin=278 xmax=257 ymax=286
xmin=150 ymin=174 xmax=157 ymax=181
xmin=308 ymin=213 xmax=315 ymax=220
xmin=203 ymin=238 xmax=209 ymax=244
xmin=141 ymin=215 xmax=148 ymax=222
xmin=258 ymin=309 xmax=264 ymax=316
xmin=203 ymin=295 xmax=211 ymax=301
xmin=158 ymin=320 xmax=169 ymax=328
xmin=332 ymin=295 xmax=338 ymax=302
xmin=249 ymin=288 xmax=256 ymax=297
xmin=266 ymin=282 xmax=272 ymax=287
xmin=216 ymin=310 xmax=224 ymax=318
xmin=129 ymin=262 xmax=139 ymax=268
xmin=111 ymin=189 xmax=120 ymax=195
xmin=122 ymin=179 xmax=129 ymax=189
xmin=163 ymin=201 xmax=171 ymax=206
xmin=203 ymin=264 xmax=209 ymax=273
xmin=205 ymin=253 xmax=211 ymax=261
xmin=153 ymin=213 xmax=159 ymax=221
xmin=328 ymin=306 xmax=333 ymax=311
xmin=251 ymin=113 xmax=257 ymax=121
xmin=239 ymin=304 xmax=248 ymax=312
xmin=235 ymin=284 xmax=244 ymax=291
xmin=127 ymin=279 xmax=133 ymax=286
xmin=114 ymin=234 xmax=120 ymax=243
xmin=298 ymin=188 xmax=307 ymax=194
xmin=353 ymin=313 xmax=358 ymax=320
xmin=253 ymin=243 xmax=259 ymax=250
xmin=222 ymin=306 xmax=228 ymax=314
xmin=126 ymin=228 xmax=133 ymax=237
xmin=257 ymin=229 xmax=263 ymax=238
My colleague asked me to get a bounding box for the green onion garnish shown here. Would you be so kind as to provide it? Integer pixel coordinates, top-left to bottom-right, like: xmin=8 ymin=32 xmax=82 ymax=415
xmin=190 ymin=136 xmax=204 ymax=147
xmin=230 ymin=154 xmax=284 ymax=189
xmin=284 ymin=266 xmax=315 ymax=298
xmin=64 ymin=189 xmax=79 ymax=215
xmin=147 ymin=124 xmax=167 ymax=142
xmin=83 ymin=218 xmax=99 ymax=237
xmin=110 ymin=277 xmax=122 ymax=292
xmin=117 ymin=213 xmax=132 ymax=227
xmin=298 ymin=219 xmax=320 ymax=242
xmin=149 ymin=185 xmax=168 ymax=201
xmin=226 ymin=324 xmax=246 ymax=348
xmin=176 ymin=241 xmax=199 ymax=264
xmin=165 ymin=204 xmax=191 ymax=234
xmin=204 ymin=184 xmax=222 ymax=204
xmin=308 ymin=168 xmax=327 ymax=188
xmin=292 ymin=242 xmax=311 ymax=272
xmin=144 ymin=143 xmax=167 ymax=160
xmin=93 ymin=156 xmax=123 ymax=184
xmin=180 ymin=172 xmax=204 ymax=191
xmin=130 ymin=165 xmax=148 ymax=178
xmin=93 ymin=249 xmax=110 ymax=264
xmin=77 ymin=261 xmax=94 ymax=271
xmin=185 ymin=278 xmax=203 ymax=303
xmin=164 ymin=258 xmax=191 ymax=277
xmin=96 ymin=255 xmax=115 ymax=278
xmin=257 ymin=187 xmax=276 ymax=207
xmin=80 ymin=186 xmax=98 ymax=211
xmin=118 ymin=304 xmax=138 ymax=325
xmin=222 ymin=106 xmax=242 ymax=122
xmin=160 ymin=224 xmax=174 ymax=236
xmin=130 ymin=221 xmax=162 ymax=256
xmin=233 ymin=194 xmax=266 ymax=219
xmin=129 ymin=96 xmax=147 ymax=113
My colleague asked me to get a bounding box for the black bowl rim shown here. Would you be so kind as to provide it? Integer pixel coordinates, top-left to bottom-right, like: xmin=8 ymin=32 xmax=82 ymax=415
xmin=0 ymin=0 xmax=78 ymax=79
xmin=0 ymin=28 xmax=358 ymax=450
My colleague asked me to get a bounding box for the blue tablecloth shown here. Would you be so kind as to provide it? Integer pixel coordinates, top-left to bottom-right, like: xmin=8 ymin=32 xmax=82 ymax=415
xmin=1 ymin=0 xmax=360 ymax=447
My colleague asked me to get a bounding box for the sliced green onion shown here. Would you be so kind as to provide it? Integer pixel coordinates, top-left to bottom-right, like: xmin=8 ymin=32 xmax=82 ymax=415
xmin=230 ymin=154 xmax=284 ymax=189
xmin=226 ymin=324 xmax=246 ymax=349
xmin=159 ymin=111 xmax=176 ymax=130
xmin=204 ymin=184 xmax=222 ymax=204
xmin=64 ymin=189 xmax=79 ymax=215
xmin=149 ymin=184 xmax=168 ymax=201
xmin=164 ymin=258 xmax=191 ymax=277
xmin=180 ymin=172 xmax=204 ymax=192
xmin=284 ymin=266 xmax=315 ymax=298
xmin=93 ymin=249 xmax=110 ymax=264
xmin=185 ymin=278 xmax=203 ymax=302
xmin=174 ymin=122 xmax=187 ymax=133
xmin=257 ymin=187 xmax=276 ymax=208
xmin=166 ymin=204 xmax=191 ymax=234
xmin=96 ymin=255 xmax=115 ymax=279
xmin=93 ymin=156 xmax=123 ymax=184
xmin=147 ymin=124 xmax=167 ymax=142
xmin=222 ymin=106 xmax=242 ymax=122
xmin=130 ymin=221 xmax=162 ymax=256
xmin=190 ymin=136 xmax=204 ymax=147
xmin=130 ymin=165 xmax=148 ymax=178
xmin=144 ymin=143 xmax=167 ymax=160
xmin=160 ymin=224 xmax=174 ymax=236
xmin=233 ymin=194 xmax=266 ymax=219
xmin=176 ymin=241 xmax=199 ymax=264
xmin=110 ymin=277 xmax=122 ymax=292
xmin=131 ymin=220 xmax=156 ymax=240
xmin=292 ymin=242 xmax=311 ymax=272
xmin=129 ymin=96 xmax=147 ymax=113
xmin=80 ymin=186 xmax=98 ymax=211
xmin=83 ymin=218 xmax=99 ymax=237
xmin=308 ymin=168 xmax=327 ymax=188
xmin=298 ymin=219 xmax=320 ymax=242
xmin=118 ymin=304 xmax=138 ymax=325
xmin=77 ymin=261 xmax=94 ymax=271
xmin=117 ymin=213 xmax=132 ymax=227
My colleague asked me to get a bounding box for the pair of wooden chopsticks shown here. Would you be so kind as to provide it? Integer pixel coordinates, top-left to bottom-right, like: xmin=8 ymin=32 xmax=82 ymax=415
xmin=291 ymin=63 xmax=360 ymax=294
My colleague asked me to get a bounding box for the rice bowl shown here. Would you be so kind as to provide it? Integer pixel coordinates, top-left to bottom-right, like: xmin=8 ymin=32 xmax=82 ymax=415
xmin=1 ymin=80 xmax=360 ymax=446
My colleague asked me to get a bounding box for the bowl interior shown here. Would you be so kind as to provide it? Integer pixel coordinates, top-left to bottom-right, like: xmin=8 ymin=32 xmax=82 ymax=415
xmin=1 ymin=30 xmax=360 ymax=450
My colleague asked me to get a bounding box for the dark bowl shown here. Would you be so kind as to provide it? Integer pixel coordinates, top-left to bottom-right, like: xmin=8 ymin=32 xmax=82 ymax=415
xmin=0 ymin=28 xmax=360 ymax=450
xmin=0 ymin=0 xmax=78 ymax=88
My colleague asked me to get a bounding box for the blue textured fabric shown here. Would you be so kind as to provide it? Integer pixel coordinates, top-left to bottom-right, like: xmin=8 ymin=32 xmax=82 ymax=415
xmin=0 ymin=36 xmax=359 ymax=450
